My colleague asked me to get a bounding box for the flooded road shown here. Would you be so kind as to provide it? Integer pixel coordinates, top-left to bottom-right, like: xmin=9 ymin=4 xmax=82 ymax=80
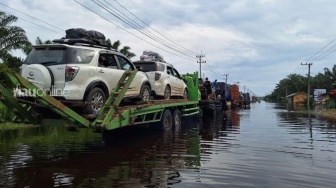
xmin=1 ymin=101 xmax=336 ymax=187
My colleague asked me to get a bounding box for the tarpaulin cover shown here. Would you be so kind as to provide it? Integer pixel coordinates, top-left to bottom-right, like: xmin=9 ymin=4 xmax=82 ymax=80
xmin=64 ymin=28 xmax=110 ymax=47
xmin=140 ymin=50 xmax=164 ymax=62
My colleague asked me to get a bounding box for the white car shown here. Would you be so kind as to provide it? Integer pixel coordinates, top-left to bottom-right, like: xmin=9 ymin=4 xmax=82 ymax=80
xmin=20 ymin=39 xmax=151 ymax=114
xmin=133 ymin=60 xmax=187 ymax=99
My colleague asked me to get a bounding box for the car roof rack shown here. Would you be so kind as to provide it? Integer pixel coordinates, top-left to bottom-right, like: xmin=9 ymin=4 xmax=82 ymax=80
xmin=52 ymin=38 xmax=113 ymax=50
xmin=72 ymin=42 xmax=111 ymax=50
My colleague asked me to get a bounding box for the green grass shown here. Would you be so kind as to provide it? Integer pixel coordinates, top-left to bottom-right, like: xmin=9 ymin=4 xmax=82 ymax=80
xmin=316 ymin=109 xmax=336 ymax=122
xmin=0 ymin=122 xmax=39 ymax=131
xmin=0 ymin=102 xmax=11 ymax=122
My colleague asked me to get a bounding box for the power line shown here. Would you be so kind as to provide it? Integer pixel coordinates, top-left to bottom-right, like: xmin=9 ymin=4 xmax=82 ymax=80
xmin=196 ymin=53 xmax=206 ymax=78
xmin=112 ymin=0 xmax=198 ymax=56
xmin=74 ymin=0 xmax=195 ymax=61
xmin=0 ymin=2 xmax=64 ymax=32
xmin=91 ymin=0 xmax=195 ymax=59
xmin=305 ymin=38 xmax=336 ymax=62
xmin=308 ymin=43 xmax=336 ymax=62
xmin=204 ymin=57 xmax=222 ymax=78
xmin=1 ymin=10 xmax=63 ymax=35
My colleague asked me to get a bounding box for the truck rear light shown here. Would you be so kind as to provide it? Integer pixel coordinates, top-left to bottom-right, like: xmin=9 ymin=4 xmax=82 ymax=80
xmin=65 ymin=66 xmax=79 ymax=82
xmin=155 ymin=72 xmax=161 ymax=81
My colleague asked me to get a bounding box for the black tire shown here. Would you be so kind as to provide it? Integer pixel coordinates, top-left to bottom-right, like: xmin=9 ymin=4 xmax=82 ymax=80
xmin=161 ymin=109 xmax=172 ymax=132
xmin=83 ymin=87 xmax=106 ymax=114
xmin=198 ymin=107 xmax=203 ymax=119
xmin=139 ymin=84 xmax=151 ymax=101
xmin=163 ymin=85 xmax=171 ymax=99
xmin=173 ymin=109 xmax=182 ymax=129
xmin=183 ymin=89 xmax=188 ymax=99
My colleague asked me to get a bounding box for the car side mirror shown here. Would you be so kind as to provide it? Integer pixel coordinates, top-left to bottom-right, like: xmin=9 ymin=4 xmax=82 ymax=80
xmin=136 ymin=66 xmax=143 ymax=71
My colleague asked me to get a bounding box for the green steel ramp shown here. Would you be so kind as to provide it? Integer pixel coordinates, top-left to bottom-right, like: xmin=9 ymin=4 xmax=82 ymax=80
xmin=0 ymin=83 xmax=37 ymax=123
xmin=92 ymin=70 xmax=137 ymax=130
xmin=2 ymin=71 xmax=91 ymax=128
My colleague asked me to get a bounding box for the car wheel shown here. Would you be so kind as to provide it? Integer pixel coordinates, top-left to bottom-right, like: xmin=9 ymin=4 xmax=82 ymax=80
xmin=161 ymin=109 xmax=172 ymax=132
xmin=83 ymin=87 xmax=106 ymax=114
xmin=183 ymin=89 xmax=188 ymax=99
xmin=173 ymin=109 xmax=181 ymax=129
xmin=140 ymin=85 xmax=150 ymax=101
xmin=163 ymin=85 xmax=171 ymax=99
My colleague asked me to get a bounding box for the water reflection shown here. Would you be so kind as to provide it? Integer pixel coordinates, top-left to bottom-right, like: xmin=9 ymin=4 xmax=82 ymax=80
xmin=0 ymin=117 xmax=202 ymax=188
xmin=1 ymin=102 xmax=336 ymax=187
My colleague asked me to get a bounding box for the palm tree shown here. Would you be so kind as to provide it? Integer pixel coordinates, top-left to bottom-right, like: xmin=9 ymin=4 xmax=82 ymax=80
xmin=23 ymin=37 xmax=53 ymax=55
xmin=35 ymin=37 xmax=52 ymax=45
xmin=324 ymin=65 xmax=336 ymax=90
xmin=109 ymin=39 xmax=136 ymax=59
xmin=0 ymin=11 xmax=30 ymax=62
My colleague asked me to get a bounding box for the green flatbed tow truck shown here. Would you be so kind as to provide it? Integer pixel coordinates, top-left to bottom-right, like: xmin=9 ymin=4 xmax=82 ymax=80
xmin=0 ymin=70 xmax=200 ymax=132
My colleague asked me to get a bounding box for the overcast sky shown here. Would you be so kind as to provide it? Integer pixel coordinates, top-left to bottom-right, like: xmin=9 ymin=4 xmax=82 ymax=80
xmin=2 ymin=0 xmax=336 ymax=96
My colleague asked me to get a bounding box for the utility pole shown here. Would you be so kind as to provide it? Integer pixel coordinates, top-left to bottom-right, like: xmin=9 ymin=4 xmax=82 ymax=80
xmin=301 ymin=62 xmax=313 ymax=108
xmin=223 ymin=74 xmax=229 ymax=83
xmin=196 ymin=53 xmax=206 ymax=79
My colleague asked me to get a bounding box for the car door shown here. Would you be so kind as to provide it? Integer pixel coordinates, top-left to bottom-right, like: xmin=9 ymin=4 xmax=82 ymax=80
xmin=115 ymin=55 xmax=143 ymax=96
xmin=171 ymin=67 xmax=185 ymax=95
xmin=166 ymin=66 xmax=180 ymax=96
xmin=97 ymin=53 xmax=124 ymax=94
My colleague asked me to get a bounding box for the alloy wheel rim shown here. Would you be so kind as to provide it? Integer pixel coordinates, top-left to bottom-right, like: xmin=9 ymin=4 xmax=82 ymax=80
xmin=92 ymin=93 xmax=103 ymax=111
xmin=143 ymin=88 xmax=150 ymax=101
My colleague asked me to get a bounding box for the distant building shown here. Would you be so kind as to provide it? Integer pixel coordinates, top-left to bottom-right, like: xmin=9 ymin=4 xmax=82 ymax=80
xmin=286 ymin=92 xmax=307 ymax=105
xmin=325 ymin=89 xmax=336 ymax=108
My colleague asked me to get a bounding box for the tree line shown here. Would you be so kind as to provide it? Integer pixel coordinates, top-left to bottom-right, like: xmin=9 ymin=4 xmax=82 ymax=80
xmin=264 ymin=65 xmax=336 ymax=103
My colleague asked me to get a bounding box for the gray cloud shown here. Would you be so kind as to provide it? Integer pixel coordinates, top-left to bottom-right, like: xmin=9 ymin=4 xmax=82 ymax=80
xmin=3 ymin=0 xmax=336 ymax=95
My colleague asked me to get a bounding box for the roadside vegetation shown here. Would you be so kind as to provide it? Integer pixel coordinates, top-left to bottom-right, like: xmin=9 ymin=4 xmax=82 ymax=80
xmin=263 ymin=61 xmax=336 ymax=122
xmin=264 ymin=65 xmax=336 ymax=105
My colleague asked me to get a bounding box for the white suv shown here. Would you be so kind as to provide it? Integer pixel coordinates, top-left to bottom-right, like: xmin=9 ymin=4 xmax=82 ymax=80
xmin=20 ymin=39 xmax=151 ymax=114
xmin=133 ymin=60 xmax=187 ymax=99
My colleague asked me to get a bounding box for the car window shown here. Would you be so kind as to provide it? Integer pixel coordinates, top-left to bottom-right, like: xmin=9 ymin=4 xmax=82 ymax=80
xmin=157 ymin=63 xmax=165 ymax=72
xmin=98 ymin=54 xmax=118 ymax=69
xmin=167 ymin=66 xmax=174 ymax=75
xmin=24 ymin=47 xmax=66 ymax=65
xmin=133 ymin=62 xmax=157 ymax=72
xmin=68 ymin=48 xmax=95 ymax=64
xmin=117 ymin=56 xmax=134 ymax=70
xmin=172 ymin=68 xmax=181 ymax=79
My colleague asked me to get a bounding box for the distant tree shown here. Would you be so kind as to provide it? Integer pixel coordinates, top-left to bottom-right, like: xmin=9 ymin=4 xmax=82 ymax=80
xmin=35 ymin=37 xmax=52 ymax=45
xmin=23 ymin=37 xmax=53 ymax=55
xmin=324 ymin=64 xmax=336 ymax=90
xmin=109 ymin=39 xmax=136 ymax=59
xmin=0 ymin=11 xmax=30 ymax=64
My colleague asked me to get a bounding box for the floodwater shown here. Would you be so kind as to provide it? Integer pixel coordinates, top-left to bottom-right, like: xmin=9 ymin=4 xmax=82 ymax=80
xmin=1 ymin=101 xmax=336 ymax=187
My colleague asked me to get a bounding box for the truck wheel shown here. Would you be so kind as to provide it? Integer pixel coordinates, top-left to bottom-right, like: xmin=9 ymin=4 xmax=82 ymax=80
xmin=140 ymin=85 xmax=150 ymax=101
xmin=173 ymin=109 xmax=182 ymax=129
xmin=161 ymin=109 xmax=172 ymax=131
xmin=163 ymin=86 xmax=171 ymax=99
xmin=83 ymin=87 xmax=106 ymax=114
xmin=198 ymin=107 xmax=203 ymax=119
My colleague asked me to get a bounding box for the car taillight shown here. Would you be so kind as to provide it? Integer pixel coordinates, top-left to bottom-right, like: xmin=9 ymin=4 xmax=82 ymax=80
xmin=155 ymin=72 xmax=161 ymax=81
xmin=65 ymin=66 xmax=79 ymax=82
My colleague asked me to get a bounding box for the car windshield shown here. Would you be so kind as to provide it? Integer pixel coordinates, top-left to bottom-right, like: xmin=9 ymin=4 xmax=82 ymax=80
xmin=133 ymin=62 xmax=165 ymax=72
xmin=24 ymin=47 xmax=66 ymax=65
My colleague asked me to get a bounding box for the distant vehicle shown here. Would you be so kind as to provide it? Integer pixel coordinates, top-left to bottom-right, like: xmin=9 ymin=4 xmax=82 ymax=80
xmin=20 ymin=29 xmax=151 ymax=114
xmin=133 ymin=51 xmax=187 ymax=99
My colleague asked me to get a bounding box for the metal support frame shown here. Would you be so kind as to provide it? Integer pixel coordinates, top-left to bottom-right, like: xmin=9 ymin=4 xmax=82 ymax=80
xmin=5 ymin=72 xmax=91 ymax=128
